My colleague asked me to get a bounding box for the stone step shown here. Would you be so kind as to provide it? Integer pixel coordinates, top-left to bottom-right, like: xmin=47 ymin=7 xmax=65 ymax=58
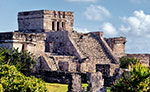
xmin=42 ymin=54 xmax=58 ymax=71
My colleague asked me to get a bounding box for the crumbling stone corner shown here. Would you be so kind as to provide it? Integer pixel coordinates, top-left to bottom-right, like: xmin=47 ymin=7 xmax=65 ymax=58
xmin=68 ymin=73 xmax=82 ymax=92
xmin=87 ymin=72 xmax=104 ymax=92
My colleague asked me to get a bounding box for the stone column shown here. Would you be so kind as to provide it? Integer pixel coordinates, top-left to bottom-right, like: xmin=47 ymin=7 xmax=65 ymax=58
xmin=54 ymin=21 xmax=57 ymax=31
xmin=87 ymin=72 xmax=104 ymax=92
xmin=68 ymin=73 xmax=82 ymax=92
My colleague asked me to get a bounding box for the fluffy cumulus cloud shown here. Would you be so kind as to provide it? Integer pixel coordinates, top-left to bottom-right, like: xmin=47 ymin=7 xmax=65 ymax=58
xmin=101 ymin=22 xmax=118 ymax=37
xmin=100 ymin=10 xmax=150 ymax=53
xmin=65 ymin=0 xmax=99 ymax=3
xmin=120 ymin=10 xmax=150 ymax=38
xmin=74 ymin=27 xmax=90 ymax=33
xmin=119 ymin=10 xmax=150 ymax=53
xmin=102 ymin=10 xmax=150 ymax=38
xmin=84 ymin=5 xmax=111 ymax=21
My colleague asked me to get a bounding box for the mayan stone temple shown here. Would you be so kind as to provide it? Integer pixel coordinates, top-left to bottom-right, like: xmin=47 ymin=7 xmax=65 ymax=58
xmin=0 ymin=10 xmax=149 ymax=92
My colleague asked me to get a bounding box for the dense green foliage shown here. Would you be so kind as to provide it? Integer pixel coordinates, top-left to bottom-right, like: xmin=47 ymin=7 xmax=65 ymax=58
xmin=111 ymin=63 xmax=150 ymax=92
xmin=0 ymin=84 xmax=3 ymax=92
xmin=0 ymin=64 xmax=48 ymax=92
xmin=0 ymin=48 xmax=35 ymax=71
xmin=120 ymin=56 xmax=140 ymax=68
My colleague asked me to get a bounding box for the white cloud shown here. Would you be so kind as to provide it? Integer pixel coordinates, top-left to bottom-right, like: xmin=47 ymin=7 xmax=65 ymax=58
xmin=101 ymin=22 xmax=118 ymax=37
xmin=65 ymin=0 xmax=98 ymax=3
xmin=74 ymin=27 xmax=91 ymax=33
xmin=120 ymin=10 xmax=150 ymax=38
xmin=103 ymin=10 xmax=150 ymax=53
xmin=84 ymin=5 xmax=111 ymax=21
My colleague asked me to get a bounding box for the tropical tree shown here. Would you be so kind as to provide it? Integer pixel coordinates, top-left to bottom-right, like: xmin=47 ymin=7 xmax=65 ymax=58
xmin=120 ymin=56 xmax=140 ymax=68
xmin=0 ymin=48 xmax=35 ymax=71
xmin=111 ymin=63 xmax=150 ymax=92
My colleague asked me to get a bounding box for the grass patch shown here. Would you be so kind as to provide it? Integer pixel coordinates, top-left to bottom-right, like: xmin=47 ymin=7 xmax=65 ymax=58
xmin=46 ymin=83 xmax=88 ymax=92
xmin=107 ymin=87 xmax=111 ymax=92
xmin=46 ymin=83 xmax=110 ymax=92
xmin=46 ymin=83 xmax=68 ymax=92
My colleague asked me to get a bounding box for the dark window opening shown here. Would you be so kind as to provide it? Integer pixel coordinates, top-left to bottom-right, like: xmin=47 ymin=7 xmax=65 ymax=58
xmin=62 ymin=22 xmax=65 ymax=30
xmin=58 ymin=61 xmax=69 ymax=72
xmin=96 ymin=64 xmax=111 ymax=86
xmin=52 ymin=21 xmax=55 ymax=30
xmin=96 ymin=64 xmax=110 ymax=78
xmin=63 ymin=12 xmax=65 ymax=18
xmin=22 ymin=43 xmax=27 ymax=51
xmin=58 ymin=11 xmax=61 ymax=18
xmin=54 ymin=11 xmax=56 ymax=17
xmin=62 ymin=22 xmax=64 ymax=30
xmin=57 ymin=22 xmax=60 ymax=31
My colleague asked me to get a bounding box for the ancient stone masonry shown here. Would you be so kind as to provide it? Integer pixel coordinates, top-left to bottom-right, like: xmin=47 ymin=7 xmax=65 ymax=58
xmin=0 ymin=32 xmax=46 ymax=57
xmin=0 ymin=10 xmax=149 ymax=88
xmin=127 ymin=54 xmax=150 ymax=67
xmin=105 ymin=37 xmax=126 ymax=59
xmin=18 ymin=10 xmax=74 ymax=32
xmin=87 ymin=72 xmax=104 ymax=92
xmin=68 ymin=73 xmax=82 ymax=92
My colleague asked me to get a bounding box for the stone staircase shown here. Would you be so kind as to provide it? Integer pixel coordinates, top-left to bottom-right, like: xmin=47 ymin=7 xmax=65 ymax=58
xmin=68 ymin=32 xmax=110 ymax=61
xmin=68 ymin=31 xmax=87 ymax=59
xmin=68 ymin=31 xmax=118 ymax=64
xmin=41 ymin=53 xmax=58 ymax=71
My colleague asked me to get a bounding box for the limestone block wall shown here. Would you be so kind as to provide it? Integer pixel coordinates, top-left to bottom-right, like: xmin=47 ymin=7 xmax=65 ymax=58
xmin=45 ymin=31 xmax=119 ymax=73
xmin=68 ymin=31 xmax=116 ymax=73
xmin=45 ymin=31 xmax=80 ymax=58
xmin=52 ymin=55 xmax=77 ymax=72
xmin=0 ymin=32 xmax=46 ymax=58
xmin=18 ymin=10 xmax=44 ymax=32
xmin=39 ymin=53 xmax=77 ymax=72
xmin=13 ymin=43 xmax=23 ymax=52
xmin=87 ymin=72 xmax=104 ymax=92
xmin=105 ymin=37 xmax=126 ymax=59
xmin=26 ymin=41 xmax=45 ymax=56
xmin=13 ymin=32 xmax=46 ymax=57
xmin=43 ymin=10 xmax=74 ymax=31
xmin=127 ymin=54 xmax=150 ymax=67
xmin=18 ymin=10 xmax=74 ymax=32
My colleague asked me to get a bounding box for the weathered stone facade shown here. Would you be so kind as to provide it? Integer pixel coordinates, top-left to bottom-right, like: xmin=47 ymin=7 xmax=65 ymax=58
xmin=87 ymin=72 xmax=104 ymax=92
xmin=0 ymin=32 xmax=46 ymax=57
xmin=127 ymin=54 xmax=150 ymax=67
xmin=68 ymin=73 xmax=82 ymax=92
xmin=18 ymin=10 xmax=73 ymax=32
xmin=0 ymin=10 xmax=149 ymax=88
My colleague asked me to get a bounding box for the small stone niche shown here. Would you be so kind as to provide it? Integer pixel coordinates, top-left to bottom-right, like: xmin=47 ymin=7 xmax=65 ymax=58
xmin=58 ymin=61 xmax=69 ymax=72
xmin=96 ymin=64 xmax=110 ymax=78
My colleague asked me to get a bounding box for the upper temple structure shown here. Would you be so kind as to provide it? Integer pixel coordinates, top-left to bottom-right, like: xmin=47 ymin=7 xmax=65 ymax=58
xmin=0 ymin=10 xmax=149 ymax=86
xmin=18 ymin=10 xmax=74 ymax=32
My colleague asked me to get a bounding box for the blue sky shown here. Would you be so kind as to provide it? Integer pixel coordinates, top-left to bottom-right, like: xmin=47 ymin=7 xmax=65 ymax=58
xmin=0 ymin=0 xmax=150 ymax=53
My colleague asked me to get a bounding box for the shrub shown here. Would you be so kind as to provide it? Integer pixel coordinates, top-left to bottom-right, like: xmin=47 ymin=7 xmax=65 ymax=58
xmin=0 ymin=84 xmax=3 ymax=92
xmin=0 ymin=64 xmax=48 ymax=92
xmin=0 ymin=48 xmax=35 ymax=71
xmin=120 ymin=56 xmax=140 ymax=68
xmin=111 ymin=63 xmax=150 ymax=92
